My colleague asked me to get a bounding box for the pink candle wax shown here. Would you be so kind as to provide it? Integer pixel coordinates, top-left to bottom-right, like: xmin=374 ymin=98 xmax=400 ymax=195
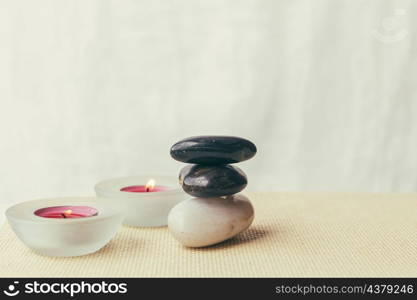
xmin=34 ymin=206 xmax=98 ymax=219
xmin=120 ymin=185 xmax=169 ymax=193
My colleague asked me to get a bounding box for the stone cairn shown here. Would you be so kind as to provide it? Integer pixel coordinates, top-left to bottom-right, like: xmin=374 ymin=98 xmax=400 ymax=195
xmin=168 ymin=136 xmax=257 ymax=247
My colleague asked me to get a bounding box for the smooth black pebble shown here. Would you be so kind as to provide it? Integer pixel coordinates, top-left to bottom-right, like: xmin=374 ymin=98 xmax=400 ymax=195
xmin=170 ymin=136 xmax=257 ymax=165
xmin=179 ymin=164 xmax=247 ymax=197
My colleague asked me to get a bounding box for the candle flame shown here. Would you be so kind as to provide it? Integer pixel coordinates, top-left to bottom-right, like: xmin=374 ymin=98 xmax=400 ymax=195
xmin=63 ymin=209 xmax=72 ymax=215
xmin=61 ymin=209 xmax=72 ymax=218
xmin=145 ymin=179 xmax=156 ymax=192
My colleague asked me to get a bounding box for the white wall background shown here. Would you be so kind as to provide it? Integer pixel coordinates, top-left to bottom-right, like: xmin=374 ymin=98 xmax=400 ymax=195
xmin=0 ymin=0 xmax=416 ymax=207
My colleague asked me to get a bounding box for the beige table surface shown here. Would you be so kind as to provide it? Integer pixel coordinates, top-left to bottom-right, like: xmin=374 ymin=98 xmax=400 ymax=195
xmin=1 ymin=192 xmax=417 ymax=277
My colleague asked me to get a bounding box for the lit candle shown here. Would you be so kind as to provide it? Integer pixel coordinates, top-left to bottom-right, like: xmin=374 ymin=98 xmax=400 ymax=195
xmin=95 ymin=175 xmax=187 ymax=227
xmin=120 ymin=179 xmax=169 ymax=193
xmin=34 ymin=206 xmax=98 ymax=219
xmin=6 ymin=198 xmax=124 ymax=257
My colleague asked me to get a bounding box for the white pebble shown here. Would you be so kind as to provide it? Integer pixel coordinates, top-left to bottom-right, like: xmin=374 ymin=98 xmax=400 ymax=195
xmin=168 ymin=194 xmax=254 ymax=247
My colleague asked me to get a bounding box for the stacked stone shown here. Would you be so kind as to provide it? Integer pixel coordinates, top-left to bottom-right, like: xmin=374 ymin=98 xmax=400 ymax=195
xmin=168 ymin=136 xmax=257 ymax=247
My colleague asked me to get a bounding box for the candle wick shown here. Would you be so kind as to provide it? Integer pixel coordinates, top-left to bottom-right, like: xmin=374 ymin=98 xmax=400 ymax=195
xmin=146 ymin=187 xmax=150 ymax=192
xmin=62 ymin=213 xmax=67 ymax=218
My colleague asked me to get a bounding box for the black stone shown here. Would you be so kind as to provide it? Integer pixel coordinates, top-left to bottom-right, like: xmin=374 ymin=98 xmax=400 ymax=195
xmin=179 ymin=164 xmax=247 ymax=197
xmin=170 ymin=136 xmax=257 ymax=165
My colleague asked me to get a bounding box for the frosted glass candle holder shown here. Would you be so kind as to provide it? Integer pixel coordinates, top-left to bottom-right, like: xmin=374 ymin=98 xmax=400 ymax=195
xmin=95 ymin=175 xmax=187 ymax=227
xmin=6 ymin=197 xmax=125 ymax=257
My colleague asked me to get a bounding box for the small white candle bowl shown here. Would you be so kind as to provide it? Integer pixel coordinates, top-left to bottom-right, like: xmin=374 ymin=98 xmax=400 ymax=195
xmin=95 ymin=175 xmax=188 ymax=227
xmin=5 ymin=197 xmax=125 ymax=257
